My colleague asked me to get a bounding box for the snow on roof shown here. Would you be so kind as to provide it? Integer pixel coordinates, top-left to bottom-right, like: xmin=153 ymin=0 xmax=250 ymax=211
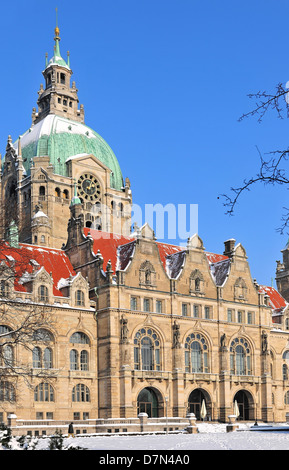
xmin=32 ymin=210 xmax=48 ymax=219
xmin=209 ymin=258 xmax=231 ymax=287
xmin=259 ymin=285 xmax=288 ymax=312
xmin=166 ymin=250 xmax=186 ymax=279
xmin=0 ymin=242 xmax=75 ymax=296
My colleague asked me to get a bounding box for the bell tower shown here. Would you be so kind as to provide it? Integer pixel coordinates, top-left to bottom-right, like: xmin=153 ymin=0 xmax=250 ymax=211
xmin=32 ymin=20 xmax=84 ymax=125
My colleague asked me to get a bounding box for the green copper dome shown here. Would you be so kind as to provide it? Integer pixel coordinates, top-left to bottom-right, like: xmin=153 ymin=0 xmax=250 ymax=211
xmin=14 ymin=114 xmax=124 ymax=190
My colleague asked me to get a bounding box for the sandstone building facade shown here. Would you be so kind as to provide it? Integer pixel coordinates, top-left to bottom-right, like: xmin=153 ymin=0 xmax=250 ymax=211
xmin=1 ymin=24 xmax=289 ymax=429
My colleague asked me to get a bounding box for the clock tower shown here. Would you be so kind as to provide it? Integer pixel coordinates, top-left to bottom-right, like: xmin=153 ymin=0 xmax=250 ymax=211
xmin=1 ymin=23 xmax=132 ymax=248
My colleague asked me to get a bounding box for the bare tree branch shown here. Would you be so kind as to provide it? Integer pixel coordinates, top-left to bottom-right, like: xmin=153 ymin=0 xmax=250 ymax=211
xmin=222 ymin=81 xmax=289 ymax=233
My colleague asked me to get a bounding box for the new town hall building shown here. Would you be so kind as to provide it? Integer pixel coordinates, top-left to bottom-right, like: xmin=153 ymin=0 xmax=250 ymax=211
xmin=1 ymin=24 xmax=289 ymax=431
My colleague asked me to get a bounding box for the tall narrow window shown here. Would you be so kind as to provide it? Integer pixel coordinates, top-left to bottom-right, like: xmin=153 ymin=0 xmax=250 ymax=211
xmin=143 ymin=298 xmax=150 ymax=312
xmin=38 ymin=285 xmax=48 ymax=303
xmin=75 ymin=290 xmax=85 ymax=306
xmin=131 ymin=296 xmax=137 ymax=310
xmin=70 ymin=349 xmax=78 ymax=370
xmin=33 ymin=347 xmax=41 ymax=368
xmin=156 ymin=300 xmax=162 ymax=313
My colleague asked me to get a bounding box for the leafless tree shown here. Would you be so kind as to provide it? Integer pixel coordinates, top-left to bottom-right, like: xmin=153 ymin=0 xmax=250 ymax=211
xmin=0 ymin=242 xmax=56 ymax=405
xmin=222 ymin=81 xmax=289 ymax=234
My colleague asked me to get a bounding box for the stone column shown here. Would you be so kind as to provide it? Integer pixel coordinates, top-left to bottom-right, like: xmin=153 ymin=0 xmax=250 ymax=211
xmin=219 ymin=336 xmax=231 ymax=422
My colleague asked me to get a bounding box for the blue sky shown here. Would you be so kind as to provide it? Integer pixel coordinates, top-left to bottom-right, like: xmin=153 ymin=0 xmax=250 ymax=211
xmin=1 ymin=0 xmax=289 ymax=286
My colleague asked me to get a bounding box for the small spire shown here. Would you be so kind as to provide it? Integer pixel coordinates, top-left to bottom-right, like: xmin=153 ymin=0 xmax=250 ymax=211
xmin=69 ymin=179 xmax=82 ymax=207
xmin=67 ymin=51 xmax=70 ymax=68
xmin=45 ymin=52 xmax=48 ymax=67
xmin=18 ymin=136 xmax=22 ymax=158
xmin=54 ymin=7 xmax=61 ymax=59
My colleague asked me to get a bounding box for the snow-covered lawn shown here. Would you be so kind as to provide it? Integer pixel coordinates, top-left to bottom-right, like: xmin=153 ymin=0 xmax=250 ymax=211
xmin=34 ymin=422 xmax=289 ymax=450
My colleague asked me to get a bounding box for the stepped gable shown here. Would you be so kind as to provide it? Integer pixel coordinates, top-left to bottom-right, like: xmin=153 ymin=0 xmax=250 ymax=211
xmin=0 ymin=241 xmax=75 ymax=296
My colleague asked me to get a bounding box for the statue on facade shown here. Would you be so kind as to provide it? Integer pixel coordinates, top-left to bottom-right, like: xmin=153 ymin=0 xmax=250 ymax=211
xmin=173 ymin=320 xmax=181 ymax=348
xmin=220 ymin=333 xmax=227 ymax=349
xmin=120 ymin=315 xmax=129 ymax=343
xmin=261 ymin=330 xmax=268 ymax=354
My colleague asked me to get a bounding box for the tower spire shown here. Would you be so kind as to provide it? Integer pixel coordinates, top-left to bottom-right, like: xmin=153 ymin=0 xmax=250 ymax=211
xmin=54 ymin=7 xmax=61 ymax=59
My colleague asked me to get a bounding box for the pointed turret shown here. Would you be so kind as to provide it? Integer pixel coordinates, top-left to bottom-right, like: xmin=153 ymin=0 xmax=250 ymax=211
xmin=33 ymin=12 xmax=84 ymax=124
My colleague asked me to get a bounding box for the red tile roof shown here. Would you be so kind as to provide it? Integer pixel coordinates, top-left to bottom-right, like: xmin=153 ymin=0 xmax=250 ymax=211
xmin=83 ymin=228 xmax=133 ymax=272
xmin=259 ymin=285 xmax=287 ymax=311
xmin=206 ymin=252 xmax=229 ymax=264
xmin=0 ymin=241 xmax=75 ymax=296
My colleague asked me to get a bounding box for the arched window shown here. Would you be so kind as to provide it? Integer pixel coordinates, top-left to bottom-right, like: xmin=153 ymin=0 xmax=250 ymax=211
xmin=34 ymin=383 xmax=54 ymax=402
xmin=70 ymin=332 xmax=90 ymax=344
xmin=282 ymin=351 xmax=289 ymax=380
xmin=33 ymin=329 xmax=54 ymax=342
xmin=39 ymin=186 xmax=45 ymax=197
xmin=72 ymin=384 xmax=90 ymax=402
xmin=55 ymin=187 xmax=61 ymax=198
xmin=32 ymin=329 xmax=54 ymax=369
xmin=134 ymin=328 xmax=161 ymax=371
xmin=75 ymin=290 xmax=85 ymax=306
xmin=0 ymin=382 xmax=16 ymax=401
xmin=230 ymin=337 xmax=252 ymax=375
xmin=285 ymin=391 xmax=289 ymax=405
xmin=80 ymin=350 xmax=89 ymax=371
xmin=2 ymin=345 xmax=14 ymax=367
xmin=63 ymin=189 xmax=69 ymax=199
xmin=69 ymin=332 xmax=90 ymax=371
xmin=185 ymin=333 xmax=209 ymax=373
xmin=70 ymin=349 xmax=78 ymax=370
xmin=33 ymin=347 xmax=42 ymax=368
xmin=0 ymin=325 xmax=13 ymax=337
xmin=38 ymin=285 xmax=48 ymax=302
xmin=43 ymin=348 xmax=53 ymax=369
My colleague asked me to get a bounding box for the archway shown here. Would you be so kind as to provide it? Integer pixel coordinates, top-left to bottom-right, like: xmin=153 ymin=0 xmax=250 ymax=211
xmin=233 ymin=390 xmax=254 ymax=421
xmin=188 ymin=388 xmax=211 ymax=420
xmin=137 ymin=387 xmax=160 ymax=418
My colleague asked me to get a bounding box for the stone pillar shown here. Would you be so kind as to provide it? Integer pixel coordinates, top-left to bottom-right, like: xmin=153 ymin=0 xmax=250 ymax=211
xmin=119 ymin=364 xmax=134 ymax=418
xmin=172 ymin=368 xmax=185 ymax=417
xmin=260 ymin=331 xmax=273 ymax=422
xmin=185 ymin=413 xmax=198 ymax=434
xmin=138 ymin=412 xmax=148 ymax=433
xmin=226 ymin=415 xmax=239 ymax=432
xmin=219 ymin=341 xmax=231 ymax=422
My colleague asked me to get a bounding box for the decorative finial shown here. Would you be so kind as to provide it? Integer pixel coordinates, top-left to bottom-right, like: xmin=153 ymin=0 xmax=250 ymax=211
xmin=54 ymin=7 xmax=60 ymax=39
xmin=18 ymin=136 xmax=22 ymax=158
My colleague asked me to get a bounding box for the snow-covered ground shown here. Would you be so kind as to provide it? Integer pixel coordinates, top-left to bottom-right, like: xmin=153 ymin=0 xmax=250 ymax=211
xmin=34 ymin=422 xmax=289 ymax=450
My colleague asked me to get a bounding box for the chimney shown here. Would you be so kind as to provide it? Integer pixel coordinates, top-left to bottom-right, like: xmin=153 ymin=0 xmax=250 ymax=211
xmin=223 ymin=238 xmax=236 ymax=257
